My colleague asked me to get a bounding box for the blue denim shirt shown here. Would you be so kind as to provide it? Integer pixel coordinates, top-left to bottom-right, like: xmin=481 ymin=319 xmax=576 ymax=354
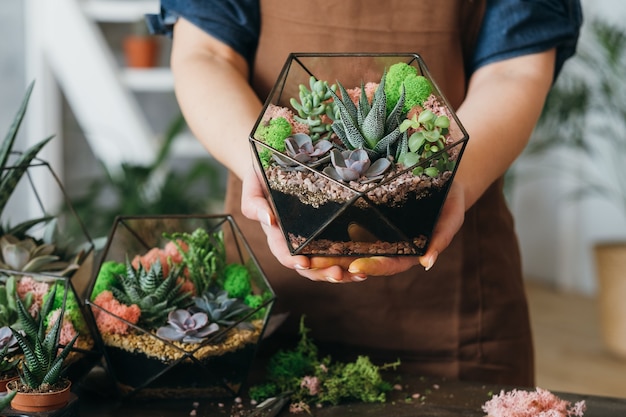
xmin=148 ymin=0 xmax=582 ymax=80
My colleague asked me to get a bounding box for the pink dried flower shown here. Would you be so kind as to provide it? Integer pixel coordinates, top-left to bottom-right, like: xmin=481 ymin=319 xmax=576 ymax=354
xmin=300 ymin=375 xmax=320 ymax=396
xmin=482 ymin=387 xmax=586 ymax=417
xmin=92 ymin=291 xmax=141 ymax=335
xmin=345 ymin=82 xmax=378 ymax=104
xmin=289 ymin=401 xmax=311 ymax=414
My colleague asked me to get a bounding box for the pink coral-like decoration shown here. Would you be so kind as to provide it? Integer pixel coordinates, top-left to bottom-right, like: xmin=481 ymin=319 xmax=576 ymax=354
xmin=345 ymin=82 xmax=378 ymax=105
xmin=46 ymin=309 xmax=78 ymax=346
xmin=16 ymin=276 xmax=50 ymax=316
xmin=482 ymin=387 xmax=586 ymax=417
xmin=92 ymin=291 xmax=141 ymax=335
xmin=262 ymin=104 xmax=309 ymax=134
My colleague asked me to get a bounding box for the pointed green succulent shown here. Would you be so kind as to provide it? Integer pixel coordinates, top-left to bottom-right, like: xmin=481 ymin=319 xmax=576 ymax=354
xmin=0 ymin=81 xmax=54 ymax=233
xmin=329 ymin=71 xmax=406 ymax=161
xmin=11 ymin=283 xmax=77 ymax=389
xmin=111 ymin=257 xmax=192 ymax=329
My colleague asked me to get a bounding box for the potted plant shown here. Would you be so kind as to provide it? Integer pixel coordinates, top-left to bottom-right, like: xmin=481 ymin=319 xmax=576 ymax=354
xmin=0 ymin=81 xmax=101 ymax=386
xmin=249 ymin=53 xmax=469 ymax=256
xmin=4 ymin=281 xmax=78 ymax=414
xmin=512 ymin=20 xmax=626 ymax=358
xmin=86 ymin=215 xmax=275 ymax=399
xmin=123 ymin=17 xmax=160 ymax=68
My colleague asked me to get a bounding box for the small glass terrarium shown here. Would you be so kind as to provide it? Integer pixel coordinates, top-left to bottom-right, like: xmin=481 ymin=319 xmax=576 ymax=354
xmin=86 ymin=215 xmax=275 ymax=399
xmin=249 ymin=53 xmax=469 ymax=256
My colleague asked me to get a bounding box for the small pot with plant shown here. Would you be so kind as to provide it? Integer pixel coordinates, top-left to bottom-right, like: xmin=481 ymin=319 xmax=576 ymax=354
xmin=0 ymin=326 xmax=19 ymax=392
xmin=86 ymin=215 xmax=275 ymax=399
xmin=4 ymin=281 xmax=78 ymax=413
xmin=249 ymin=53 xmax=469 ymax=256
xmin=123 ymin=17 xmax=160 ymax=68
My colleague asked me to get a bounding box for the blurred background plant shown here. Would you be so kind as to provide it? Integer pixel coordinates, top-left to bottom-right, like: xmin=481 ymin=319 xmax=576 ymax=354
xmin=64 ymin=114 xmax=225 ymax=246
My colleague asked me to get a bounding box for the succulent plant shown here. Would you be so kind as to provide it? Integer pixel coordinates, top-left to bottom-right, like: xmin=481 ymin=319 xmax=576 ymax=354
xmin=164 ymin=228 xmax=227 ymax=296
xmin=156 ymin=309 xmax=219 ymax=343
xmin=329 ymin=72 xmax=406 ymax=161
xmin=111 ymin=258 xmax=192 ymax=329
xmin=289 ymin=76 xmax=338 ymax=140
xmin=0 ymin=235 xmax=78 ymax=277
xmin=273 ymin=133 xmax=333 ymax=169
xmin=11 ymin=283 xmax=77 ymax=390
xmin=323 ymin=149 xmax=392 ymax=183
xmin=397 ymin=109 xmax=454 ymax=177
xmin=0 ymin=325 xmax=19 ymax=354
xmin=190 ymin=289 xmax=253 ymax=328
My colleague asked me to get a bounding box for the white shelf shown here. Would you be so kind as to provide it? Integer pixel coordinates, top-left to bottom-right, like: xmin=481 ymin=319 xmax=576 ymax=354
xmin=121 ymin=67 xmax=174 ymax=92
xmin=82 ymin=0 xmax=159 ymax=22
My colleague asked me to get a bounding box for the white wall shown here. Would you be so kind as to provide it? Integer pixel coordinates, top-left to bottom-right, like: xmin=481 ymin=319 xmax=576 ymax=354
xmin=511 ymin=0 xmax=626 ymax=295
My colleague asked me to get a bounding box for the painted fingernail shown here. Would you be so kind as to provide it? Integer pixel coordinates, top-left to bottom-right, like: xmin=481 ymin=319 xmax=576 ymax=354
xmin=351 ymin=274 xmax=368 ymax=282
xmin=326 ymin=276 xmax=340 ymax=283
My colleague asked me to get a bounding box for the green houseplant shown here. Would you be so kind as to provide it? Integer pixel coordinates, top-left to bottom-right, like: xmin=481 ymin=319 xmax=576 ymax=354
xmin=5 ymin=282 xmax=78 ymax=413
xmin=249 ymin=53 xmax=468 ymax=257
xmin=86 ymin=215 xmax=275 ymax=399
xmin=513 ymin=20 xmax=626 ymax=358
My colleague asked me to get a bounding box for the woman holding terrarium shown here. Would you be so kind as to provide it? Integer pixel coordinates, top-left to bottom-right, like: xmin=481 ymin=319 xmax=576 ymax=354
xmin=148 ymin=0 xmax=582 ymax=386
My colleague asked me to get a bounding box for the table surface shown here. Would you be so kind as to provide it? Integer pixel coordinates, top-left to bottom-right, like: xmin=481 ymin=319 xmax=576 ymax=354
xmin=76 ymin=371 xmax=626 ymax=417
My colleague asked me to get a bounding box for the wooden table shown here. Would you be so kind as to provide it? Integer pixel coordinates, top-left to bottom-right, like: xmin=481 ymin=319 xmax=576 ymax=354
xmin=76 ymin=370 xmax=626 ymax=417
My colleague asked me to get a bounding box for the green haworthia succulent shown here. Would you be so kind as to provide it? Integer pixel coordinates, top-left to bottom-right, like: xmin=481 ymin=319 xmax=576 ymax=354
xmin=111 ymin=258 xmax=192 ymax=329
xmin=329 ymin=71 xmax=407 ymax=161
xmin=11 ymin=284 xmax=77 ymax=390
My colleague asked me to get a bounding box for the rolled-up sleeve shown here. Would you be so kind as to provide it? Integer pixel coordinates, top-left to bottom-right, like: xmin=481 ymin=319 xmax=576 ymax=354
xmin=470 ymin=0 xmax=583 ymax=80
xmin=147 ymin=0 xmax=260 ymax=68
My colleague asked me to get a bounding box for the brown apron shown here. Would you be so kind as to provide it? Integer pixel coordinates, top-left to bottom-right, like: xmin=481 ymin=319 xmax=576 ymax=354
xmin=226 ymin=0 xmax=534 ymax=386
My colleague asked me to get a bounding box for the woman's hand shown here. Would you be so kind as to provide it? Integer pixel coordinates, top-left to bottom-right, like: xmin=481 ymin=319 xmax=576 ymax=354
xmin=240 ymin=169 xmax=467 ymax=283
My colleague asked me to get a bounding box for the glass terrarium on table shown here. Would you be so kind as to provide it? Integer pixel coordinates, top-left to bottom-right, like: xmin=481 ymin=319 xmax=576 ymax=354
xmin=0 ymin=158 xmax=99 ymax=385
xmin=249 ymin=53 xmax=469 ymax=256
xmin=85 ymin=215 xmax=275 ymax=400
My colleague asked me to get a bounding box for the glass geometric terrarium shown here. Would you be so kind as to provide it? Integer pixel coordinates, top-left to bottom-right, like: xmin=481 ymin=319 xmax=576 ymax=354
xmin=249 ymin=53 xmax=469 ymax=256
xmin=85 ymin=215 xmax=275 ymax=399
xmin=0 ymin=158 xmax=99 ymax=385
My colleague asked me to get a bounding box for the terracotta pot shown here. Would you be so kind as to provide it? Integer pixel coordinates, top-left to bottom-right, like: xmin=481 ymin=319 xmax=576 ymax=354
xmin=0 ymin=374 xmax=18 ymax=392
xmin=6 ymin=379 xmax=72 ymax=412
xmin=123 ymin=35 xmax=159 ymax=68
xmin=595 ymin=242 xmax=626 ymax=359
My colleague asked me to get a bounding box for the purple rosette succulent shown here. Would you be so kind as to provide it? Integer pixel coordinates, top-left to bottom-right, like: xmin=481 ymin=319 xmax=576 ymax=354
xmin=323 ymin=149 xmax=391 ymax=183
xmin=156 ymin=309 xmax=219 ymax=344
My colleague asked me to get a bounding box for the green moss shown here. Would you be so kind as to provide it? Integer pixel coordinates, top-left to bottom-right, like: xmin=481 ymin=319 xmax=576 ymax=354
xmin=254 ymin=117 xmax=292 ymax=167
xmin=248 ymin=316 xmax=398 ymax=409
xmin=43 ymin=282 xmax=86 ymax=333
xmin=384 ymin=62 xmax=418 ymax=113
xmin=384 ymin=62 xmax=432 ymax=113
xmin=402 ymin=74 xmax=432 ymax=112
xmin=91 ymin=260 xmax=125 ymax=300
xmin=223 ymin=263 xmax=252 ymax=299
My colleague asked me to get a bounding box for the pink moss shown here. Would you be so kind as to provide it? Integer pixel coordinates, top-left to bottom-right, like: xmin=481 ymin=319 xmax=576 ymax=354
xmin=92 ymin=291 xmax=141 ymax=335
xmin=47 ymin=309 xmax=78 ymax=346
xmin=16 ymin=276 xmax=50 ymax=316
xmin=482 ymin=387 xmax=586 ymax=417
xmin=263 ymin=104 xmax=309 ymax=134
